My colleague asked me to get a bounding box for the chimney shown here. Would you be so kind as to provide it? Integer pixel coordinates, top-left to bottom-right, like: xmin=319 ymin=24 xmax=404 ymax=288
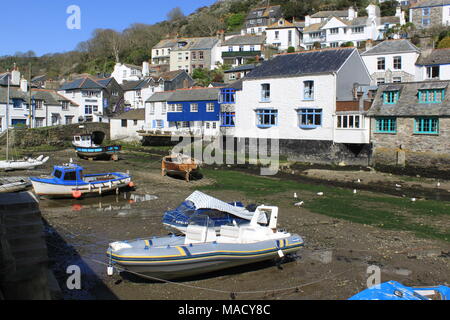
xmin=365 ymin=40 xmax=373 ymax=51
xmin=305 ymin=15 xmax=311 ymax=27
xmin=217 ymin=30 xmax=225 ymax=42
xmin=348 ymin=7 xmax=356 ymax=21
xmin=20 ymin=77 xmax=28 ymax=93
xmin=142 ymin=61 xmax=150 ymax=77
xmin=11 ymin=64 xmax=20 ymax=86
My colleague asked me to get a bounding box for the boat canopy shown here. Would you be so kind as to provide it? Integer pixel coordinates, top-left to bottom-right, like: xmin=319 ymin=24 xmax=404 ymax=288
xmin=186 ymin=191 xmax=268 ymax=224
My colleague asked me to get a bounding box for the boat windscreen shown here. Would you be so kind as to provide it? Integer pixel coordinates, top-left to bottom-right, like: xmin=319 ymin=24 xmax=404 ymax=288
xmin=54 ymin=170 xmax=62 ymax=179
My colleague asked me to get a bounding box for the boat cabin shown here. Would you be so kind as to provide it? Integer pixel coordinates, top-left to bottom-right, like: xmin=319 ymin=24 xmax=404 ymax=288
xmin=73 ymin=134 xmax=95 ymax=148
xmin=52 ymin=164 xmax=84 ymax=183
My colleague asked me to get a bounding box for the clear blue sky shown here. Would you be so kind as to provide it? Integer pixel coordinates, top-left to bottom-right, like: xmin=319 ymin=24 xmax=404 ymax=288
xmin=0 ymin=0 xmax=217 ymax=57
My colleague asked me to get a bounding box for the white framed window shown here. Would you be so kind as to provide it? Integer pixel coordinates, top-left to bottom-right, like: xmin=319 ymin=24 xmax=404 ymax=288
xmin=303 ymin=81 xmax=314 ymax=100
xmin=61 ymin=101 xmax=69 ymax=110
xmin=206 ymin=103 xmax=215 ymax=112
xmin=150 ymin=103 xmax=155 ymax=114
xmin=377 ymin=78 xmax=385 ymax=85
xmin=393 ymin=77 xmax=402 ymax=83
xmin=337 ymin=114 xmax=362 ymax=129
xmin=393 ymin=56 xmax=402 ymax=70
xmin=261 ymin=83 xmax=270 ymax=102
xmin=161 ymin=102 xmax=167 ymax=114
xmin=190 ymin=103 xmax=198 ymax=112
xmin=330 ymin=28 xmax=339 ymax=34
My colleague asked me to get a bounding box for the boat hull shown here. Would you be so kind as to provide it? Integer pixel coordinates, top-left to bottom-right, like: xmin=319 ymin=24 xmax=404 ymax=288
xmin=162 ymin=155 xmax=200 ymax=182
xmin=30 ymin=174 xmax=131 ymax=198
xmin=108 ymin=234 xmax=303 ymax=280
xmin=75 ymin=145 xmax=121 ymax=160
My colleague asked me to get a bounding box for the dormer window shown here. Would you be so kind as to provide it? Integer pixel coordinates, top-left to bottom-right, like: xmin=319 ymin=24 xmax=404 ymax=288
xmin=426 ymin=66 xmax=440 ymax=79
xmin=418 ymin=89 xmax=445 ymax=103
xmin=383 ymin=91 xmax=399 ymax=104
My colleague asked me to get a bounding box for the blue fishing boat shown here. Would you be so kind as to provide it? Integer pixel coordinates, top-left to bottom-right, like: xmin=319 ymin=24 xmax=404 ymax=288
xmin=349 ymin=281 xmax=450 ymax=300
xmin=30 ymin=163 xmax=133 ymax=198
xmin=73 ymin=134 xmax=121 ymax=160
xmin=107 ymin=206 xmax=304 ymax=280
xmin=162 ymin=191 xmax=267 ymax=233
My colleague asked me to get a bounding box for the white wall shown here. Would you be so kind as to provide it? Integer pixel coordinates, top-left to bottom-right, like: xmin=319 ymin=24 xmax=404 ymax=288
xmin=111 ymin=63 xmax=142 ymax=84
xmin=415 ymin=64 xmax=450 ymax=81
xmin=234 ymin=74 xmax=337 ymax=141
xmin=58 ymin=90 xmax=108 ymax=123
xmin=110 ymin=119 xmax=144 ymax=142
xmin=266 ymin=27 xmax=301 ymax=50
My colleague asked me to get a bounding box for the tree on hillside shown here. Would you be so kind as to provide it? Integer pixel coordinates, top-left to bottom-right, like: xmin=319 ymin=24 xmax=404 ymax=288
xmin=380 ymin=0 xmax=397 ymax=17
xmin=437 ymin=36 xmax=450 ymax=48
xmin=167 ymin=7 xmax=185 ymax=21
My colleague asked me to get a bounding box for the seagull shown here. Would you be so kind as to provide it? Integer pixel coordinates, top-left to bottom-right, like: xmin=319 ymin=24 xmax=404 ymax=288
xmin=317 ymin=192 xmax=324 ymax=196
xmin=294 ymin=201 xmax=304 ymax=207
xmin=353 ymin=189 xmax=357 ymax=194
xmin=69 ymin=158 xmax=73 ymax=163
xmin=437 ymin=181 xmax=441 ymax=188
xmin=395 ymin=184 xmax=402 ymax=188
xmin=294 ymin=192 xmax=298 ymax=199
xmin=411 ymin=198 xmax=417 ymax=202
xmin=357 ymin=179 xmax=361 ymax=183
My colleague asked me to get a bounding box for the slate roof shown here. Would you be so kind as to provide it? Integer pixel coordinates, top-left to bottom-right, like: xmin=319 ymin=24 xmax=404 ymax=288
xmin=223 ymin=35 xmax=266 ymax=46
xmin=113 ymin=109 xmax=145 ymax=120
xmin=223 ymin=79 xmax=243 ymax=91
xmin=367 ymin=81 xmax=450 ymax=117
xmin=59 ymin=77 xmax=105 ymax=91
xmin=266 ymin=19 xmax=297 ymax=29
xmin=0 ymin=86 xmax=27 ymax=103
xmin=379 ymin=16 xmax=401 ymax=25
xmin=0 ymin=73 xmax=12 ymax=86
xmin=171 ymin=37 xmax=219 ymax=51
xmin=362 ymin=40 xmax=420 ymax=56
xmin=246 ymin=5 xmax=282 ymax=20
xmin=121 ymin=80 xmax=144 ymax=91
xmin=168 ymin=88 xmax=220 ymax=102
xmin=96 ymin=77 xmax=115 ymax=87
xmin=0 ymin=87 xmax=78 ymax=106
xmin=411 ymin=0 xmax=450 ymax=8
xmin=245 ymin=48 xmax=356 ymax=79
xmin=152 ymin=70 xmax=188 ymax=81
xmin=153 ymin=39 xmax=180 ymax=50
xmin=303 ymin=22 xmax=326 ymax=32
xmin=146 ymin=91 xmax=175 ymax=103
xmin=416 ymin=49 xmax=450 ymax=65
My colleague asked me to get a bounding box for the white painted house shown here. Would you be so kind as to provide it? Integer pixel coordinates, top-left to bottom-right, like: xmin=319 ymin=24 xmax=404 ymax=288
xmin=233 ymin=48 xmax=372 ymax=164
xmin=144 ymin=91 xmax=174 ymax=133
xmin=361 ymin=39 xmax=421 ymax=85
xmin=302 ymin=5 xmax=405 ymax=49
xmin=111 ymin=62 xmax=150 ymax=84
xmin=110 ymin=109 xmax=145 ymax=142
xmin=415 ymin=48 xmax=450 ymax=81
xmin=265 ymin=18 xmax=303 ymax=51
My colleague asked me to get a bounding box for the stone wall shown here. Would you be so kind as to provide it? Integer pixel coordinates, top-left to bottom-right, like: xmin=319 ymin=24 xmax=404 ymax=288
xmin=411 ymin=7 xmax=442 ymax=29
xmin=0 ymin=123 xmax=110 ymax=148
xmin=371 ymin=117 xmax=450 ymax=170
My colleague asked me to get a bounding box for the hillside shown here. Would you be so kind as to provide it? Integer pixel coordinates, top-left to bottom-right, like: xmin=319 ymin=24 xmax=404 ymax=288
xmin=0 ymin=0 xmax=401 ymax=79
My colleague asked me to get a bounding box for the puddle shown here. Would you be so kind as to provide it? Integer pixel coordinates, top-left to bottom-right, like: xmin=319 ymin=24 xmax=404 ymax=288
xmin=39 ymin=192 xmax=158 ymax=213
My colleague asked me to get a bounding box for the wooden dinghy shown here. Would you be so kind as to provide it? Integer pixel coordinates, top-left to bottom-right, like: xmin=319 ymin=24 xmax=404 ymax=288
xmin=162 ymin=154 xmax=201 ymax=182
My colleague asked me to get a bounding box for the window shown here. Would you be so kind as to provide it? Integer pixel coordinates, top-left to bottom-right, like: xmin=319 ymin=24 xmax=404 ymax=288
xmin=62 ymin=101 xmax=69 ymax=110
xmin=212 ymin=122 xmax=217 ymax=129
xmin=199 ymin=51 xmax=204 ymax=60
xmin=149 ymin=103 xmax=155 ymax=114
xmin=330 ymin=28 xmax=339 ymax=34
xmin=250 ymin=45 xmax=255 ymax=51
xmin=383 ymin=91 xmax=400 ymax=104
xmin=303 ymin=81 xmax=314 ymax=100
xmin=123 ymin=70 xmax=127 ymax=78
xmin=393 ymin=77 xmax=402 ymax=83
xmin=169 ymin=104 xmax=183 ymax=112
xmin=393 ymin=56 xmax=402 ymax=70
xmin=121 ymin=119 xmax=127 ymax=127
xmin=239 ymin=46 xmax=244 ymax=52
xmin=35 ymin=117 xmax=44 ymax=128
xmin=221 ymin=112 xmax=235 ymax=127
xmin=156 ymin=50 xmax=159 ymax=56
xmin=311 ymin=32 xmax=322 ymax=39
xmin=206 ymin=103 xmax=215 ymax=112
xmin=161 ymin=102 xmax=167 ymax=114
xmin=82 ymin=91 xmax=99 ymax=97
xmin=228 ymin=46 xmax=233 ymax=52
xmin=205 ymin=122 xmax=210 ymax=129
xmin=275 ymin=31 xmax=279 ymax=39
xmin=51 ymin=114 xmax=60 ymax=126
xmin=65 ymin=116 xmax=73 ymax=125
xmin=377 ymin=57 xmax=385 ymax=70
xmin=178 ymin=53 xmax=182 ymax=61
xmin=192 ymin=51 xmax=197 ymax=60
xmin=288 ymin=30 xmax=292 ymax=44
xmin=422 ymin=8 xmax=430 ymax=16
xmin=418 ymin=89 xmax=445 ymax=103
xmin=256 ymin=109 xmax=277 ymax=127
xmin=375 ymin=117 xmax=396 ymax=133
xmin=352 ymin=27 xmax=364 ymax=33
xmin=53 ymin=170 xmax=63 ymax=179
xmin=426 ymin=66 xmax=440 ymax=79
xmin=33 ymin=100 xmax=43 ymax=110
xmin=377 ymin=78 xmax=385 ymax=85
xmin=133 ymin=120 xmax=138 ymax=126
xmin=190 ymin=103 xmax=198 ymax=112
xmin=330 ymin=42 xmax=339 ymax=48
xmin=422 ymin=18 xmax=431 ymax=26
xmin=298 ymin=109 xmax=322 ymax=128
xmin=64 ymin=171 xmax=77 ymax=181
xmin=337 ymin=115 xmax=362 ymax=129
xmin=220 ymin=88 xmax=236 ymax=104
xmin=415 ymin=117 xmax=439 ymax=134
xmin=85 ymin=105 xmax=93 ymax=114
xmin=261 ymin=83 xmax=270 ymax=102
xmin=155 ymin=120 xmax=164 ymax=128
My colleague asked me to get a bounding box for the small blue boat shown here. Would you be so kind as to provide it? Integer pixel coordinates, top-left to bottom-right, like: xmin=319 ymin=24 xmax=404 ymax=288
xmin=162 ymin=191 xmax=268 ymax=233
xmin=30 ymin=163 xmax=133 ymax=198
xmin=73 ymin=134 xmax=121 ymax=160
xmin=349 ymin=281 xmax=450 ymax=300
xmin=107 ymin=205 xmax=304 ymax=280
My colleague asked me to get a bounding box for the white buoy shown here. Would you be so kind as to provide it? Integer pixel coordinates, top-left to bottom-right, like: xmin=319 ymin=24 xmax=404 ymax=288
xmin=357 ymin=179 xmax=361 ymax=183
xmin=277 ymin=250 xmax=284 ymax=258
xmin=107 ymin=266 xmax=114 ymax=276
xmin=317 ymin=192 xmax=324 ymax=196
xmin=353 ymin=189 xmax=357 ymax=194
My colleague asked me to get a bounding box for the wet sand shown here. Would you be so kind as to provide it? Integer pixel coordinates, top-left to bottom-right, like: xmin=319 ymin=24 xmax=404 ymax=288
xmin=8 ymin=149 xmax=450 ymax=300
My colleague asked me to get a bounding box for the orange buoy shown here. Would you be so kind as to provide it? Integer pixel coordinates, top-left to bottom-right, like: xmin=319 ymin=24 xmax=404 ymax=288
xmin=72 ymin=190 xmax=82 ymax=199
xmin=128 ymin=182 xmax=135 ymax=188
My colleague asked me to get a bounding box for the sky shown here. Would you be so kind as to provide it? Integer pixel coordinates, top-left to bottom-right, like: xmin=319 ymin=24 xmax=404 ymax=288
xmin=0 ymin=0 xmax=217 ymax=57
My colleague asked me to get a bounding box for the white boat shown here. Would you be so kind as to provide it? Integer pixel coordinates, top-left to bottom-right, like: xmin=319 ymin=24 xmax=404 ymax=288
xmin=30 ymin=163 xmax=133 ymax=198
xmin=107 ymin=205 xmax=304 ymax=280
xmin=72 ymin=134 xmax=99 ymax=148
xmin=0 ymin=155 xmax=49 ymax=171
xmin=0 ymin=176 xmax=31 ymax=193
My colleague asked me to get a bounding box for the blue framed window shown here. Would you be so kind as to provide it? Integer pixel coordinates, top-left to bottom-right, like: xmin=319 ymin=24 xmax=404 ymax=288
xmin=261 ymin=84 xmax=270 ymax=102
xmin=220 ymin=89 xmax=236 ymax=104
xmin=303 ymin=81 xmax=314 ymax=100
xmin=414 ymin=117 xmax=439 ymax=134
xmin=298 ymin=108 xmax=322 ymax=128
xmin=383 ymin=91 xmax=399 ymax=104
xmin=12 ymin=99 xmax=22 ymax=109
xmin=375 ymin=117 xmax=397 ymax=133
xmin=418 ymin=89 xmax=445 ymax=103
xmin=221 ymin=112 xmax=235 ymax=127
xmin=256 ymin=109 xmax=277 ymax=127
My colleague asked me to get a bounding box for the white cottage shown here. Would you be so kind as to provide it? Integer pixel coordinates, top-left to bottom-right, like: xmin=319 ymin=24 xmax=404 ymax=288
xmin=233 ymin=48 xmax=373 ymax=165
xmin=415 ymin=48 xmax=450 ymax=81
xmin=110 ymin=109 xmax=145 ymax=142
